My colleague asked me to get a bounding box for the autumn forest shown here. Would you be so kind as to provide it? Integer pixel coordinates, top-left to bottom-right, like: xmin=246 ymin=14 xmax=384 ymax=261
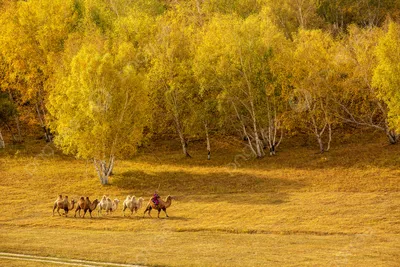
xmin=1 ymin=0 xmax=400 ymax=184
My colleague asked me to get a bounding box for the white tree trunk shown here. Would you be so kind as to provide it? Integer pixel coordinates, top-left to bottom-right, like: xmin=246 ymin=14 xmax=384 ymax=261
xmin=232 ymin=102 xmax=258 ymax=157
xmin=249 ymin=101 xmax=263 ymax=158
xmin=35 ymin=102 xmax=52 ymax=143
xmin=386 ymin=128 xmax=399 ymax=144
xmin=316 ymin=134 xmax=324 ymax=153
xmin=94 ymin=156 xmax=114 ymax=185
xmin=0 ymin=130 xmax=5 ymax=148
xmin=205 ymin=123 xmax=211 ymax=160
xmin=176 ymin=122 xmax=191 ymax=158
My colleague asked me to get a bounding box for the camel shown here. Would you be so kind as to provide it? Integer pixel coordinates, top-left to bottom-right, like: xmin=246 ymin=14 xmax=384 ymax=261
xmin=74 ymin=196 xmax=99 ymax=218
xmin=98 ymin=195 xmax=110 ymax=216
xmin=98 ymin=196 xmax=120 ymax=216
xmin=143 ymin=195 xmax=174 ymax=218
xmin=53 ymin=195 xmax=75 ymax=216
xmin=110 ymin=197 xmax=120 ymax=212
xmin=122 ymin=196 xmax=144 ymax=216
xmin=52 ymin=195 xmax=63 ymax=216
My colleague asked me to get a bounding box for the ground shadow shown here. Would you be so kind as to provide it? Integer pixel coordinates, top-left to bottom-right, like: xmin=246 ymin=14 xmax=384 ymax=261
xmin=113 ymin=170 xmax=304 ymax=205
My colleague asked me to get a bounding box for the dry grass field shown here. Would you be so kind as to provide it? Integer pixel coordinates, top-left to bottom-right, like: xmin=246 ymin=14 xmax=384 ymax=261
xmin=0 ymin=134 xmax=400 ymax=266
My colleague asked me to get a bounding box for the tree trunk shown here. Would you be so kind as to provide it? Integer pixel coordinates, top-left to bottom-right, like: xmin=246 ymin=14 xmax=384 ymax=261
xmin=0 ymin=130 xmax=5 ymax=148
xmin=232 ymin=102 xmax=257 ymax=157
xmin=14 ymin=116 xmax=22 ymax=142
xmin=316 ymin=134 xmax=324 ymax=153
xmin=8 ymin=91 xmax=22 ymax=142
xmin=326 ymin=123 xmax=332 ymax=152
xmin=93 ymin=156 xmax=114 ymax=185
xmin=175 ymin=120 xmax=191 ymax=158
xmin=35 ymin=102 xmax=52 ymax=142
xmin=178 ymin=132 xmax=191 ymax=158
xmin=172 ymin=104 xmax=191 ymax=158
xmin=386 ymin=129 xmax=398 ymax=144
xmin=250 ymin=102 xmax=263 ymax=158
xmin=205 ymin=123 xmax=211 ymax=160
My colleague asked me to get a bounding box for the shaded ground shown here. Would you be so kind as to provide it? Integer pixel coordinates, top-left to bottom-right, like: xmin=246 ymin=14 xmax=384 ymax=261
xmin=0 ymin=135 xmax=400 ymax=266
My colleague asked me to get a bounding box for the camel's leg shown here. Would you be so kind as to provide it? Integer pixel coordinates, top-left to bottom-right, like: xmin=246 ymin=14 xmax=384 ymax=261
xmin=98 ymin=208 xmax=101 ymax=217
xmin=57 ymin=207 xmax=62 ymax=216
xmin=122 ymin=205 xmax=126 ymax=217
xmin=89 ymin=210 xmax=93 ymax=218
xmin=74 ymin=207 xmax=80 ymax=218
xmin=157 ymin=209 xmax=161 ymax=218
xmin=52 ymin=203 xmax=57 ymax=216
xmin=162 ymin=208 xmax=169 ymax=218
xmin=144 ymin=206 xmax=152 ymax=217
xmin=83 ymin=209 xmax=87 ymax=218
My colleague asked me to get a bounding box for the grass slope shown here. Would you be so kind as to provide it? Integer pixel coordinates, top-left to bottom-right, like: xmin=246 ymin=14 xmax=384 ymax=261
xmin=0 ymin=134 xmax=399 ymax=266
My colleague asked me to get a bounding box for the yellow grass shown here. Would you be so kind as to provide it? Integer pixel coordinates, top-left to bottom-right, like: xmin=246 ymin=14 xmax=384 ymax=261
xmin=0 ymin=135 xmax=400 ymax=266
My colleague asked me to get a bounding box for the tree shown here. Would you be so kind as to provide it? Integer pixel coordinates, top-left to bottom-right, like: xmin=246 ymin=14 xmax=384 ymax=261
xmin=48 ymin=39 xmax=149 ymax=184
xmin=286 ymin=29 xmax=339 ymax=153
xmin=316 ymin=0 xmax=399 ymax=33
xmin=261 ymin=0 xmax=322 ymax=40
xmin=335 ymin=25 xmax=398 ymax=143
xmin=373 ymin=21 xmax=400 ymax=135
xmin=0 ymin=0 xmax=78 ymax=142
xmin=202 ymin=0 xmax=262 ymax=18
xmin=194 ymin=13 xmax=287 ymax=158
xmin=148 ymin=3 xmax=203 ymax=157
xmin=0 ymin=92 xmax=18 ymax=148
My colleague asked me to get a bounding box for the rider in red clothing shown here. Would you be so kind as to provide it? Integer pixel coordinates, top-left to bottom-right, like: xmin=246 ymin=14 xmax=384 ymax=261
xmin=152 ymin=190 xmax=160 ymax=206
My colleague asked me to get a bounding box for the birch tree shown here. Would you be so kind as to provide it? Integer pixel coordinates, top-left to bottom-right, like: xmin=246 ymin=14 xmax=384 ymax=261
xmin=0 ymin=93 xmax=17 ymax=148
xmin=373 ymin=21 xmax=400 ymax=135
xmin=287 ymin=29 xmax=339 ymax=153
xmin=0 ymin=0 xmax=77 ymax=142
xmin=48 ymin=39 xmax=149 ymax=184
xmin=194 ymin=13 xmax=287 ymax=157
xmin=336 ymin=25 xmax=398 ymax=143
xmin=148 ymin=4 xmax=202 ymax=157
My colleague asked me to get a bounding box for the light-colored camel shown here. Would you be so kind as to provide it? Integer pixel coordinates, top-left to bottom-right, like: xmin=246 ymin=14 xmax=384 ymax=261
xmin=143 ymin=195 xmax=174 ymax=218
xmin=110 ymin=197 xmax=120 ymax=212
xmin=53 ymin=195 xmax=75 ymax=216
xmin=74 ymin=196 xmax=99 ymax=218
xmin=98 ymin=196 xmax=120 ymax=216
xmin=98 ymin=195 xmax=111 ymax=216
xmin=122 ymin=196 xmax=144 ymax=216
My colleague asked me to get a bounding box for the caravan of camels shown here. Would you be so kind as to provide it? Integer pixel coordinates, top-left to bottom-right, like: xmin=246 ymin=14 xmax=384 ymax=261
xmin=52 ymin=194 xmax=174 ymax=218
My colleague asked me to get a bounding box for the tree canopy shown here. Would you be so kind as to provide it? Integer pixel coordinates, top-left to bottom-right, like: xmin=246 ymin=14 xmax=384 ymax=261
xmin=1 ymin=0 xmax=400 ymax=183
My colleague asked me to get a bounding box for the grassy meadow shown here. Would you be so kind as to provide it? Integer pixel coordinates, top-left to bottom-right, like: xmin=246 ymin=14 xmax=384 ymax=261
xmin=0 ymin=133 xmax=400 ymax=266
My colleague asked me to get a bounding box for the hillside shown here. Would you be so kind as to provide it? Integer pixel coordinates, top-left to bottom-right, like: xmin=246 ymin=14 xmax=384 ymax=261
xmin=0 ymin=135 xmax=399 ymax=266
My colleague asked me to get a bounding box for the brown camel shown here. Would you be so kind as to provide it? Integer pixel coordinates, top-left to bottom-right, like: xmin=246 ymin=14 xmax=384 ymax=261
xmin=143 ymin=195 xmax=174 ymax=218
xmin=53 ymin=195 xmax=75 ymax=216
xmin=74 ymin=197 xmax=99 ymax=218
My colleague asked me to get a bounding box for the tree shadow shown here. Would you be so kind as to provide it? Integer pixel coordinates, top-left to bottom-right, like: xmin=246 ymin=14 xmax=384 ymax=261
xmin=113 ymin=170 xmax=304 ymax=205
